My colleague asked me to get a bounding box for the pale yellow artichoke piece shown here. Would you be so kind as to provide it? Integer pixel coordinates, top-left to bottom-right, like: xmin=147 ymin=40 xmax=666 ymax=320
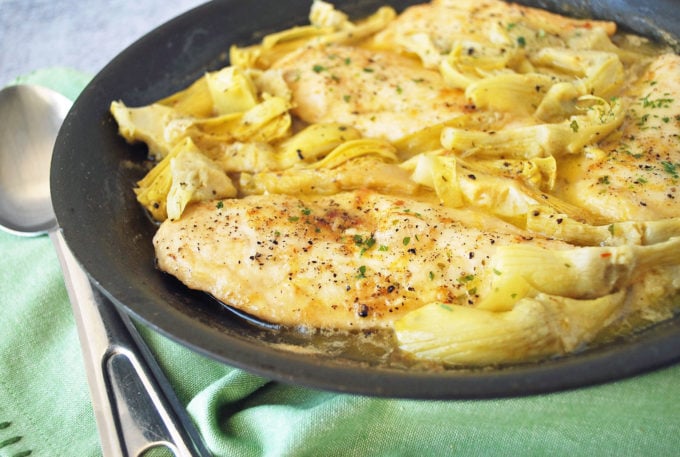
xmin=465 ymin=156 xmax=557 ymax=191
xmin=166 ymin=139 xmax=237 ymax=221
xmin=440 ymin=41 xmax=518 ymax=89
xmin=110 ymin=101 xmax=183 ymax=159
xmin=392 ymin=114 xmax=493 ymax=160
xmin=395 ymin=291 xmax=626 ymax=365
xmin=134 ymin=145 xmax=181 ymax=221
xmin=534 ymin=81 xmax=585 ymax=122
xmin=212 ymin=141 xmax=278 ymax=174
xmin=230 ymin=2 xmax=395 ymax=69
xmin=527 ymin=212 xmax=680 ymax=247
xmin=234 ymin=96 xmax=292 ymax=143
xmin=402 ymin=152 xmax=581 ymax=225
xmin=565 ymin=27 xmax=654 ymax=65
xmin=307 ymin=138 xmax=398 ymax=170
xmin=458 ymin=173 xmax=545 ymax=224
xmin=231 ymin=25 xmax=333 ymax=69
xmin=205 ymin=66 xmax=258 ymax=115
xmin=246 ymin=68 xmax=292 ymax=102
xmin=482 ymin=236 xmax=680 ymax=306
xmin=531 ymin=48 xmax=624 ymax=98
xmin=240 ymin=157 xmax=417 ymax=197
xmin=309 ymin=0 xmax=349 ymax=28
xmin=229 ymin=44 xmax=262 ymax=70
xmin=401 ymin=152 xmax=463 ymax=207
xmin=157 ymin=76 xmax=214 ymax=117
xmin=316 ymin=5 xmax=396 ymax=46
xmin=186 ymin=96 xmax=291 ymax=146
xmin=396 ymin=32 xmax=445 ymax=70
xmin=277 ymin=123 xmax=362 ymax=169
xmin=466 ymin=73 xmax=556 ymax=116
xmin=441 ymin=97 xmax=624 ymax=159
xmin=134 ymin=138 xmax=237 ymax=222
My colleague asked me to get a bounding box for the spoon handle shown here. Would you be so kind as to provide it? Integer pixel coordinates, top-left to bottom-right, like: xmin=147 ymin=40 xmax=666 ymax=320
xmin=49 ymin=229 xmax=209 ymax=457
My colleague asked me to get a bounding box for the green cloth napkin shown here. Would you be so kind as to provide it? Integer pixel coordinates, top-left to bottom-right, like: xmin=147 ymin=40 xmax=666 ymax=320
xmin=2 ymin=68 xmax=680 ymax=457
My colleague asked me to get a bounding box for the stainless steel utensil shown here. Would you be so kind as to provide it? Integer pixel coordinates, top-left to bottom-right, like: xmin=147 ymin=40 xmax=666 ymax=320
xmin=0 ymin=84 xmax=208 ymax=456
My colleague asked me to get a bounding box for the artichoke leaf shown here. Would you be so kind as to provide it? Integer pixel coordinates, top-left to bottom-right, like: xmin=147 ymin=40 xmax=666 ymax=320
xmin=441 ymin=97 xmax=624 ymax=159
xmin=110 ymin=101 xmax=183 ymax=160
xmin=527 ymin=212 xmax=680 ymax=247
xmin=157 ymin=76 xmax=214 ymax=117
xmin=277 ymin=123 xmax=362 ymax=169
xmin=484 ymin=236 xmax=680 ymax=304
xmin=395 ymin=291 xmax=626 ymax=365
xmin=307 ymin=138 xmax=398 ymax=170
xmin=401 ymin=152 xmax=463 ymax=207
xmin=241 ymin=157 xmax=417 ymax=197
xmin=166 ymin=139 xmax=237 ymax=221
xmin=205 ymin=66 xmax=259 ymax=115
xmin=466 ymin=73 xmax=556 ymax=116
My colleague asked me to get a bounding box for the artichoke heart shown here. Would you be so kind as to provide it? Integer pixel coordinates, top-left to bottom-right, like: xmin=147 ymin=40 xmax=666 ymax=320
xmin=395 ymin=291 xmax=626 ymax=366
xmin=135 ymin=138 xmax=236 ymax=221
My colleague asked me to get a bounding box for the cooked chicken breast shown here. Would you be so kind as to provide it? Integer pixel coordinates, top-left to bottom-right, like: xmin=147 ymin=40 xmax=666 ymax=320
xmin=372 ymin=0 xmax=616 ymax=59
xmin=272 ymin=43 xmax=467 ymax=141
xmin=555 ymin=53 xmax=680 ymax=221
xmin=154 ymin=190 xmax=568 ymax=330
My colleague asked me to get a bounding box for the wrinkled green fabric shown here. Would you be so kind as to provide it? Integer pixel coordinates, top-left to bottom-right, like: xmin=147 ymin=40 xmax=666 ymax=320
xmin=141 ymin=324 xmax=680 ymax=457
xmin=1 ymin=69 xmax=680 ymax=457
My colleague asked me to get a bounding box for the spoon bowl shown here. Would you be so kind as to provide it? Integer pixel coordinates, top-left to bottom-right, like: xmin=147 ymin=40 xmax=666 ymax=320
xmin=0 ymin=85 xmax=71 ymax=235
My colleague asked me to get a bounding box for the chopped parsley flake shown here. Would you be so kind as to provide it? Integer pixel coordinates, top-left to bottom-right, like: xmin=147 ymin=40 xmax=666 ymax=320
xmin=661 ymin=161 xmax=679 ymax=178
xmin=598 ymin=175 xmax=611 ymax=185
xmin=458 ymin=274 xmax=475 ymax=283
xmin=641 ymin=94 xmax=674 ymax=109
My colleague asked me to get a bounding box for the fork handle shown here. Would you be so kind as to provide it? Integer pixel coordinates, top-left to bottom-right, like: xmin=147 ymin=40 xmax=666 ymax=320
xmin=50 ymin=229 xmax=208 ymax=457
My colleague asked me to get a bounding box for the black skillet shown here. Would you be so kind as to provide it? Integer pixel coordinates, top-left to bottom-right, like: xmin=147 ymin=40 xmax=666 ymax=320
xmin=51 ymin=0 xmax=680 ymax=398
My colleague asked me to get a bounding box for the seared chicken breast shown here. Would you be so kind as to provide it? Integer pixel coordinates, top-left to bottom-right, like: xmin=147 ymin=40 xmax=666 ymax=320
xmin=154 ymin=190 xmax=568 ymax=330
xmin=273 ymin=44 xmax=467 ymax=141
xmin=555 ymin=53 xmax=680 ymax=221
xmin=373 ymin=0 xmax=616 ymax=57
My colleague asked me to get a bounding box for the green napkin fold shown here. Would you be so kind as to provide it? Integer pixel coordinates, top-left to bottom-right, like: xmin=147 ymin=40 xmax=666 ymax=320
xmin=2 ymin=68 xmax=680 ymax=457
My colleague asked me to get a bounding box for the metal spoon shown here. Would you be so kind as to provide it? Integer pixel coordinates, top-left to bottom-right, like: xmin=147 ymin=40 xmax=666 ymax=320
xmin=0 ymin=84 xmax=209 ymax=457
